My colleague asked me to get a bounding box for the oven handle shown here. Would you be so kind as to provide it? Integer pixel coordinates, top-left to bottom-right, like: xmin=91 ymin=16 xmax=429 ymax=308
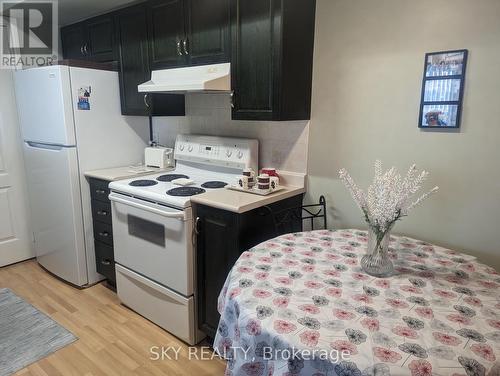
xmin=109 ymin=193 xmax=185 ymax=220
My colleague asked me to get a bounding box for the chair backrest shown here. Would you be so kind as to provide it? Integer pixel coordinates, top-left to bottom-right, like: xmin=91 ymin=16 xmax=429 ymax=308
xmin=264 ymin=196 xmax=327 ymax=237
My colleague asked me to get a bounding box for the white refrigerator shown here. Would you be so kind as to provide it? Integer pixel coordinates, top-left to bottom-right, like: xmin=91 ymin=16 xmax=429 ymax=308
xmin=14 ymin=64 xmax=149 ymax=286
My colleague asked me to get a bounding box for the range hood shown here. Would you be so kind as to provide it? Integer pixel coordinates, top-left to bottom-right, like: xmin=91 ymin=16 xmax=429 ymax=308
xmin=138 ymin=63 xmax=231 ymax=93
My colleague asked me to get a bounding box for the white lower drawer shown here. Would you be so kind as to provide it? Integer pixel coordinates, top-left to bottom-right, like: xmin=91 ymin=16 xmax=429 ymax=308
xmin=115 ymin=264 xmax=204 ymax=345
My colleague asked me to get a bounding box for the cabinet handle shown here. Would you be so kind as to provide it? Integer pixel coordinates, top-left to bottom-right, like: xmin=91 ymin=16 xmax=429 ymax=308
xmin=97 ymin=210 xmax=108 ymax=216
xmin=176 ymin=40 xmax=183 ymax=56
xmin=192 ymin=216 xmax=200 ymax=247
xmin=230 ymin=91 xmax=235 ymax=109
xmin=143 ymin=94 xmax=150 ymax=109
xmin=95 ymin=189 xmax=106 ymax=194
xmin=259 ymin=206 xmax=273 ymax=216
xmin=98 ymin=232 xmax=109 ymax=237
xmin=183 ymin=39 xmax=189 ymax=55
xmin=80 ymin=45 xmax=85 ymax=56
xmin=194 ymin=217 xmax=201 ymax=235
xmin=83 ymin=43 xmax=88 ymax=55
xmin=101 ymin=259 xmax=111 ymax=266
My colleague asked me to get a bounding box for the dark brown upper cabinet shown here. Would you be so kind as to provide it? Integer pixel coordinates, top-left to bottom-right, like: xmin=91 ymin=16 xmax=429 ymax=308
xmin=116 ymin=3 xmax=185 ymax=116
xmin=186 ymin=0 xmax=230 ymax=66
xmin=86 ymin=15 xmax=116 ymax=62
xmin=60 ymin=0 xmax=316 ymax=120
xmin=230 ymin=0 xmax=316 ymax=121
xmin=116 ymin=4 xmax=151 ymax=115
xmin=61 ymin=15 xmax=116 ymax=63
xmin=148 ymin=0 xmax=230 ymax=69
xmin=147 ymin=0 xmax=188 ymax=69
xmin=60 ymin=22 xmax=86 ymax=60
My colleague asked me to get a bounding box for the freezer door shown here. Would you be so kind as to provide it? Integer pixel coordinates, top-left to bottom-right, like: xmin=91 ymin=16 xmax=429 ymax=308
xmin=69 ymin=67 xmax=148 ymax=169
xmin=23 ymin=142 xmax=88 ymax=286
xmin=14 ymin=66 xmax=76 ymax=146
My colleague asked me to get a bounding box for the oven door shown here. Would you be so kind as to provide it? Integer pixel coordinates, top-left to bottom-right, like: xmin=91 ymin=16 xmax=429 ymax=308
xmin=109 ymin=192 xmax=194 ymax=296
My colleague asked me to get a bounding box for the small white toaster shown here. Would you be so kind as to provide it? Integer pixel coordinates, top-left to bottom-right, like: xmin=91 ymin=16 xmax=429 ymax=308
xmin=145 ymin=147 xmax=174 ymax=169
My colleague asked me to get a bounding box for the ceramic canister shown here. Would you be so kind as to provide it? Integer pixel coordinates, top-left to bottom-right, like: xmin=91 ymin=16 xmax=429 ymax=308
xmin=257 ymin=174 xmax=270 ymax=191
xmin=243 ymin=168 xmax=256 ymax=188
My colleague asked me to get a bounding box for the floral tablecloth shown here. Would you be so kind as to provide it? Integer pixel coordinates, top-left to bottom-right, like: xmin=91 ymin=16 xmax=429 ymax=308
xmin=213 ymin=229 xmax=500 ymax=376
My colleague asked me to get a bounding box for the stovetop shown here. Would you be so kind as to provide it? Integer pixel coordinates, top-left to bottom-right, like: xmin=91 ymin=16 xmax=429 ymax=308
xmin=108 ymin=163 xmax=236 ymax=208
xmin=156 ymin=174 xmax=189 ymax=182
xmin=167 ymin=186 xmax=206 ymax=197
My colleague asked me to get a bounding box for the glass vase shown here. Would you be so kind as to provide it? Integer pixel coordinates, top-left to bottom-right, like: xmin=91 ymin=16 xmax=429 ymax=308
xmin=361 ymin=228 xmax=394 ymax=277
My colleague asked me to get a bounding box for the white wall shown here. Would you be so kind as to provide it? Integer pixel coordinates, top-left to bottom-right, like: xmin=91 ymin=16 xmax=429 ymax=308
xmin=307 ymin=0 xmax=500 ymax=269
xmin=153 ymin=94 xmax=310 ymax=173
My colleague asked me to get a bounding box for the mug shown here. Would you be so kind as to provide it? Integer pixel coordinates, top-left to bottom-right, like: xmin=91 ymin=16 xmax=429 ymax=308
xmin=260 ymin=167 xmax=279 ymax=178
xmin=270 ymin=176 xmax=280 ymax=191
xmin=237 ymin=175 xmax=249 ymax=190
xmin=243 ymin=168 xmax=255 ymax=178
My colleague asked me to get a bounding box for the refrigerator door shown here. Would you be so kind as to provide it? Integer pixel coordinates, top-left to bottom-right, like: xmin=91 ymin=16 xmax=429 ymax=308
xmin=69 ymin=67 xmax=149 ymax=169
xmin=23 ymin=141 xmax=88 ymax=286
xmin=14 ymin=66 xmax=76 ymax=146
xmin=68 ymin=66 xmax=149 ymax=285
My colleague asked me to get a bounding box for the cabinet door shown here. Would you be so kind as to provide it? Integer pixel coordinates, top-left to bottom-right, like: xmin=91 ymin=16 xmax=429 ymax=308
xmin=61 ymin=22 xmax=87 ymax=60
xmin=148 ymin=0 xmax=187 ymax=69
xmin=87 ymin=15 xmax=116 ymax=62
xmin=95 ymin=241 xmax=115 ymax=284
xmin=116 ymin=5 xmax=151 ymax=116
xmin=230 ymin=0 xmax=280 ymax=120
xmin=196 ymin=205 xmax=239 ymax=339
xmin=185 ymin=0 xmax=230 ymax=66
xmin=116 ymin=5 xmax=186 ymax=116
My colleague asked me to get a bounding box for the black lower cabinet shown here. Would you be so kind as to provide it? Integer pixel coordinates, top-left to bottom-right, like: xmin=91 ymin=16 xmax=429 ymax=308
xmin=95 ymin=241 xmax=115 ymax=283
xmin=196 ymin=194 xmax=303 ymax=339
xmin=89 ymin=178 xmax=116 ymax=285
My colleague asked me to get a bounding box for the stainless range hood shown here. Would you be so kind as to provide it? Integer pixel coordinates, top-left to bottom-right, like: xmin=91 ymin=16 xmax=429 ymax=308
xmin=138 ymin=63 xmax=231 ymax=93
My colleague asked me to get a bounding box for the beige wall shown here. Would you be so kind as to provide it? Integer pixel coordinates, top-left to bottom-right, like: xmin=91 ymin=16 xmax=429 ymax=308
xmin=307 ymin=0 xmax=500 ymax=269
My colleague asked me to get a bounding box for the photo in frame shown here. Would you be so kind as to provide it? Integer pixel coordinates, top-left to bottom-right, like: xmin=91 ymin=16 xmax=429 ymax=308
xmin=418 ymin=49 xmax=468 ymax=129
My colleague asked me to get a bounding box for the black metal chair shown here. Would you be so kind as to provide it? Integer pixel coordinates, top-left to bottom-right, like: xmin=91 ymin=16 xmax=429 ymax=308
xmin=264 ymin=195 xmax=328 ymax=236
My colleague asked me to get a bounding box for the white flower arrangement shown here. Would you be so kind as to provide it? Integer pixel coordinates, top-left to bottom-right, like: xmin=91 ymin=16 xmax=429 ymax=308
xmin=339 ymin=160 xmax=438 ymax=247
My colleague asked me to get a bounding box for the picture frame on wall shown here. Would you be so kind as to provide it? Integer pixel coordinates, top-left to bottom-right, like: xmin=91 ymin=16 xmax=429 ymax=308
xmin=418 ymin=49 xmax=468 ymax=129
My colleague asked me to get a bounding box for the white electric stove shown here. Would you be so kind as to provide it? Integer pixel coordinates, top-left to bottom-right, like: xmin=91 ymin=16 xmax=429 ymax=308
xmin=108 ymin=135 xmax=258 ymax=345
xmin=109 ymin=134 xmax=258 ymax=208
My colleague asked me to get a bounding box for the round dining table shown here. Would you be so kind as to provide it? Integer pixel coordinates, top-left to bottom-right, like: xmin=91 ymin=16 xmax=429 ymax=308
xmin=213 ymin=229 xmax=500 ymax=376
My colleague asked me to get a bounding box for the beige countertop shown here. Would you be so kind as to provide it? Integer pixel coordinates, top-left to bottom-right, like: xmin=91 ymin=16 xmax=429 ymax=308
xmin=84 ymin=166 xmax=173 ymax=181
xmin=191 ymin=186 xmax=306 ymax=213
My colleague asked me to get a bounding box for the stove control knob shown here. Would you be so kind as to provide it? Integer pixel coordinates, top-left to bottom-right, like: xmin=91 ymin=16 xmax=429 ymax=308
xmin=179 ymin=144 xmax=185 ymax=151
xmin=226 ymin=149 xmax=232 ymax=157
xmin=237 ymin=150 xmax=244 ymax=159
xmin=188 ymin=145 xmax=193 ymax=152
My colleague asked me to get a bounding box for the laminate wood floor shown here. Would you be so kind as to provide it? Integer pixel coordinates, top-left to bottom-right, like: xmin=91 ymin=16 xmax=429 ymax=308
xmin=0 ymin=260 xmax=226 ymax=376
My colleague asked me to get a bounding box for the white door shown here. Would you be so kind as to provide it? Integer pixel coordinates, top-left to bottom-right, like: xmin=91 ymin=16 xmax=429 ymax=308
xmin=0 ymin=70 xmax=34 ymax=266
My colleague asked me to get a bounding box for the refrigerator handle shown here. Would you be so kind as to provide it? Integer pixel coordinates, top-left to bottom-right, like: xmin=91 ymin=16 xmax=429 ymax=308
xmin=25 ymin=141 xmax=64 ymax=151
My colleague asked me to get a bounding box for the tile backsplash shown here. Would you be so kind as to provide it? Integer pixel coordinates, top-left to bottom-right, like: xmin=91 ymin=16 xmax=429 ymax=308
xmin=153 ymin=94 xmax=310 ymax=174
